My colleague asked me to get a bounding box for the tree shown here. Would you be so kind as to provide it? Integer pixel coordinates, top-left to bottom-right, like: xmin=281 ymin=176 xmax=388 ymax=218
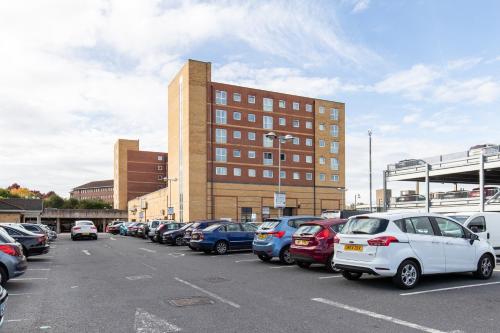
xmin=0 ymin=188 xmax=18 ymax=198
xmin=77 ymin=199 xmax=112 ymax=209
xmin=44 ymin=194 xmax=65 ymax=208
xmin=62 ymin=198 xmax=79 ymax=209
xmin=10 ymin=187 xmax=35 ymax=198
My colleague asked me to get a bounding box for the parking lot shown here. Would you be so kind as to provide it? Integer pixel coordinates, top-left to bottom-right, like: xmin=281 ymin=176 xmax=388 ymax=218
xmin=5 ymin=233 xmax=500 ymax=333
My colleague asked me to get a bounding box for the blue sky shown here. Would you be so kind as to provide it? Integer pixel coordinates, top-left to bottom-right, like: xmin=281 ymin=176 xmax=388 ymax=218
xmin=0 ymin=0 xmax=499 ymax=203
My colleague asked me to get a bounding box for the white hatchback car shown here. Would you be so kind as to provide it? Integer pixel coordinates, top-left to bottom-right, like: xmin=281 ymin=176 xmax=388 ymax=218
xmin=334 ymin=212 xmax=495 ymax=289
xmin=71 ymin=220 xmax=98 ymax=241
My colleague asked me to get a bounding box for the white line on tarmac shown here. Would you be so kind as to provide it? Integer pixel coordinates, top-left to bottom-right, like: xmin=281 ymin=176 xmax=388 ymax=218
xmin=110 ymin=237 xmax=116 ymax=240
xmin=269 ymin=266 xmax=296 ymax=269
xmin=400 ymin=281 xmax=500 ymax=296
xmin=29 ymin=268 xmax=51 ymax=271
xmin=11 ymin=278 xmax=48 ymax=281
xmin=142 ymin=263 xmax=157 ymax=271
xmin=312 ymin=297 xmax=447 ymax=333
xmin=235 ymin=259 xmax=260 ymax=263
xmin=318 ymin=275 xmax=343 ymax=279
xmin=126 ymin=275 xmax=152 ymax=281
xmin=9 ymin=293 xmax=38 ymax=296
xmin=174 ymin=277 xmax=240 ymax=309
xmin=6 ymin=319 xmax=29 ymax=322
xmin=139 ymin=248 xmax=156 ymax=253
xmin=82 ymin=250 xmax=91 ymax=256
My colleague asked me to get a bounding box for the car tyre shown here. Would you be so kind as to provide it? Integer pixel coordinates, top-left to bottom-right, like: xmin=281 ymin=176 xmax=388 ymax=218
xmin=175 ymin=236 xmax=183 ymax=246
xmin=393 ymin=259 xmax=420 ymax=289
xmin=279 ymin=246 xmax=294 ymax=265
xmin=215 ymin=241 xmax=228 ymax=255
xmin=296 ymin=261 xmax=311 ymax=269
xmin=341 ymin=270 xmax=363 ymax=280
xmin=0 ymin=266 xmax=7 ymax=287
xmin=258 ymin=254 xmax=271 ymax=262
xmin=473 ymin=254 xmax=494 ymax=280
xmin=326 ymin=254 xmax=341 ymax=273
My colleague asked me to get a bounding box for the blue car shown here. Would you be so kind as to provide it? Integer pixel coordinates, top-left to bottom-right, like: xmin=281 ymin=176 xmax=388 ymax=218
xmin=119 ymin=222 xmax=134 ymax=235
xmin=253 ymin=216 xmax=323 ymax=264
xmin=190 ymin=223 xmax=258 ymax=255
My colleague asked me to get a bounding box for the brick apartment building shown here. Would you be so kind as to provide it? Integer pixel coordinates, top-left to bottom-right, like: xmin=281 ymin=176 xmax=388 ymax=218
xmin=156 ymin=59 xmax=345 ymax=222
xmin=70 ymin=180 xmax=114 ymax=203
xmin=114 ymin=139 xmax=168 ymax=210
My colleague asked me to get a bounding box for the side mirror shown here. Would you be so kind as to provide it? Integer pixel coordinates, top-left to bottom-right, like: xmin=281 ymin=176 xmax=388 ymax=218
xmin=469 ymin=233 xmax=479 ymax=245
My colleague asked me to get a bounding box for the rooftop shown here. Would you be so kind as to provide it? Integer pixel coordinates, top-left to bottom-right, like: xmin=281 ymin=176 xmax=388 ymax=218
xmin=73 ymin=180 xmax=114 ymax=190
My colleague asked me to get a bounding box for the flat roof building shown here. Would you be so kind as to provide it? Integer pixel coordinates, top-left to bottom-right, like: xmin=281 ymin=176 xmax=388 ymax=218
xmin=70 ymin=179 xmax=114 ymax=203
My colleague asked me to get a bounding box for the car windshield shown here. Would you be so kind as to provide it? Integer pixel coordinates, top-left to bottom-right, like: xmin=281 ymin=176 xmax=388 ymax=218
xmin=447 ymin=215 xmax=470 ymax=224
xmin=259 ymin=221 xmax=281 ymax=230
xmin=343 ymin=218 xmax=389 ymax=235
xmin=295 ymin=225 xmax=322 ymax=236
xmin=179 ymin=224 xmax=191 ymax=231
xmin=190 ymin=223 xmax=201 ymax=229
xmin=204 ymin=224 xmax=221 ymax=232
xmin=151 ymin=221 xmax=160 ymax=228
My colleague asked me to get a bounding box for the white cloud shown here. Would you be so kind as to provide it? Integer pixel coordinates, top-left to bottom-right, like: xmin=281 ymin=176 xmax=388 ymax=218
xmin=434 ymin=77 xmax=500 ymax=104
xmin=447 ymin=57 xmax=483 ymax=70
xmin=342 ymin=0 xmax=371 ymax=13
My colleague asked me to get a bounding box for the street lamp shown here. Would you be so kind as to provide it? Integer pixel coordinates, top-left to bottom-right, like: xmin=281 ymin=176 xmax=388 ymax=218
xmin=163 ymin=177 xmax=178 ymax=218
xmin=354 ymin=194 xmax=361 ymax=210
xmin=265 ymin=132 xmax=294 ymax=217
xmin=368 ymin=129 xmax=373 ymax=212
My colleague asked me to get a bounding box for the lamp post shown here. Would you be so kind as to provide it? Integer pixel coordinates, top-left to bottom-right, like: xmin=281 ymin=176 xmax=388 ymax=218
xmin=354 ymin=194 xmax=360 ymax=210
xmin=163 ymin=177 xmax=178 ymax=218
xmin=265 ymin=132 xmax=294 ymax=217
xmin=368 ymin=129 xmax=373 ymax=212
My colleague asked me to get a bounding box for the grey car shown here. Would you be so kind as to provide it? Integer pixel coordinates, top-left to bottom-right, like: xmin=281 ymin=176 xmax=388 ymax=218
xmin=0 ymin=228 xmax=27 ymax=286
xmin=21 ymin=223 xmax=57 ymax=242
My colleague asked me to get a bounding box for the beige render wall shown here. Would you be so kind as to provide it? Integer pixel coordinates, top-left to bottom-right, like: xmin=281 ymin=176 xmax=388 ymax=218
xmin=0 ymin=213 xmax=21 ymax=223
xmin=128 ymin=188 xmax=169 ymax=222
xmin=114 ymin=139 xmax=139 ymax=210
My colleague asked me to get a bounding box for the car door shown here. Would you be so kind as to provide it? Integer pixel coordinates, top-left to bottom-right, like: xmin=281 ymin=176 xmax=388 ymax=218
xmin=433 ymin=217 xmax=476 ymax=272
xmin=402 ymin=217 xmax=446 ymax=274
xmin=225 ymin=224 xmax=245 ymax=249
xmin=241 ymin=223 xmax=257 ymax=248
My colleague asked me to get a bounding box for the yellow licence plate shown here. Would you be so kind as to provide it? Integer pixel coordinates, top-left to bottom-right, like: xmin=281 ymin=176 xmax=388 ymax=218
xmin=344 ymin=244 xmax=363 ymax=252
xmin=295 ymin=240 xmax=309 ymax=246
xmin=258 ymin=234 xmax=267 ymax=240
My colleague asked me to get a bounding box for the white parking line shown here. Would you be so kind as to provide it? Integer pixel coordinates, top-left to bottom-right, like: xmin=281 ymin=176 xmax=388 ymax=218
xmin=11 ymin=278 xmax=48 ymax=281
xmin=234 ymin=259 xmax=260 ymax=263
xmin=318 ymin=275 xmax=343 ymax=279
xmin=139 ymin=248 xmax=156 ymax=253
xmin=82 ymin=250 xmax=91 ymax=256
xmin=400 ymin=281 xmax=500 ymax=296
xmin=9 ymin=293 xmax=38 ymax=296
xmin=6 ymin=319 xmax=29 ymax=322
xmin=174 ymin=277 xmax=240 ymax=309
xmin=312 ymin=297 xmax=447 ymax=333
xmin=110 ymin=237 xmax=116 ymax=240
xmin=269 ymin=266 xmax=296 ymax=269
xmin=29 ymin=268 xmax=51 ymax=271
xmin=142 ymin=263 xmax=157 ymax=271
xmin=126 ymin=275 xmax=152 ymax=281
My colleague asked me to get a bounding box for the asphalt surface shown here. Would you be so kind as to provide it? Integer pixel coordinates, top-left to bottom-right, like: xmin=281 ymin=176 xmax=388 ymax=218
xmin=4 ymin=233 xmax=500 ymax=333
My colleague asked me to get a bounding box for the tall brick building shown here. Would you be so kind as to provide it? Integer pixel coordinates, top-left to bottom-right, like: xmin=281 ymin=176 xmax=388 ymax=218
xmin=164 ymin=59 xmax=345 ymax=222
xmin=70 ymin=180 xmax=114 ymax=203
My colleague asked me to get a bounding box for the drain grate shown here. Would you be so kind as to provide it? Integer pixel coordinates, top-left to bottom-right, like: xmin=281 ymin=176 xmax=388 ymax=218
xmin=203 ymin=276 xmax=229 ymax=283
xmin=169 ymin=297 xmax=214 ymax=307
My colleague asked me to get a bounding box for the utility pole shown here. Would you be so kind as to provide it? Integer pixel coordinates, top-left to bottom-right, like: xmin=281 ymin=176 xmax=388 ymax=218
xmin=368 ymin=130 xmax=373 ymax=212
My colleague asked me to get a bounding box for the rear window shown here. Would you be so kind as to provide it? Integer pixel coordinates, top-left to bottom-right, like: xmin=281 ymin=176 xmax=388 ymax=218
xmin=204 ymin=224 xmax=222 ymax=232
xmin=295 ymin=225 xmax=322 ymax=236
xmin=259 ymin=221 xmax=281 ymax=230
xmin=151 ymin=221 xmax=160 ymax=228
xmin=343 ymin=218 xmax=389 ymax=235
xmin=77 ymin=221 xmax=94 ymax=226
xmin=179 ymin=224 xmax=191 ymax=231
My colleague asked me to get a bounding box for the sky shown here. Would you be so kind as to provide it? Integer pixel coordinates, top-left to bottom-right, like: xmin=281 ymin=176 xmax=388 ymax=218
xmin=0 ymin=0 xmax=499 ymax=203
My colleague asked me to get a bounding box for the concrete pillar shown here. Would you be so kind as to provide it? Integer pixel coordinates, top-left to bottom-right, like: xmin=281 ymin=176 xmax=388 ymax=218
xmin=56 ymin=218 xmax=61 ymax=233
xmin=479 ymin=152 xmax=485 ymax=212
xmin=36 ymin=215 xmax=41 ymax=224
xmin=382 ymin=170 xmax=388 ymax=212
xmin=425 ymin=163 xmax=430 ymax=213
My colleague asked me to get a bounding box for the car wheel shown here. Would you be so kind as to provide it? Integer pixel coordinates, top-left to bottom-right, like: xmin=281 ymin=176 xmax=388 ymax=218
xmin=474 ymin=254 xmax=494 ymax=279
xmin=175 ymin=236 xmax=183 ymax=246
xmin=296 ymin=261 xmax=311 ymax=269
xmin=279 ymin=246 xmax=294 ymax=265
xmin=341 ymin=270 xmax=363 ymax=280
xmin=393 ymin=259 xmax=420 ymax=289
xmin=258 ymin=254 xmax=271 ymax=262
xmin=326 ymin=254 xmax=341 ymax=273
xmin=0 ymin=266 xmax=7 ymax=287
xmin=215 ymin=241 xmax=228 ymax=255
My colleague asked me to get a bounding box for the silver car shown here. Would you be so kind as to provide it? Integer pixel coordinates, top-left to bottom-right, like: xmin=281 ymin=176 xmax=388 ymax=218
xmin=71 ymin=220 xmax=98 ymax=241
xmin=148 ymin=220 xmax=174 ymax=241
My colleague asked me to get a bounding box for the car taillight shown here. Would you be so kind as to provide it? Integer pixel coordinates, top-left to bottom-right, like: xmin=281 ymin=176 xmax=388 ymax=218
xmin=333 ymin=234 xmax=340 ymax=244
xmin=367 ymin=236 xmax=399 ymax=246
xmin=0 ymin=244 xmax=18 ymax=256
xmin=73 ymin=227 xmax=81 ymax=231
xmin=91 ymin=227 xmax=97 ymax=231
xmin=37 ymin=236 xmax=45 ymax=244
xmin=270 ymin=230 xmax=285 ymax=238
xmin=316 ymin=228 xmax=330 ymax=239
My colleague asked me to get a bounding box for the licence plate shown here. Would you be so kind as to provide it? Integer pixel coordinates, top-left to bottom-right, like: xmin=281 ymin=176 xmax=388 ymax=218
xmin=295 ymin=239 xmax=308 ymax=246
xmin=257 ymin=234 xmax=267 ymax=240
xmin=344 ymin=244 xmax=363 ymax=252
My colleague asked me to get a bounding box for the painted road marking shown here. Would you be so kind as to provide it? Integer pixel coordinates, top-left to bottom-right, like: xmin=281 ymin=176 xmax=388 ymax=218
xmin=269 ymin=266 xmax=296 ymax=269
xmin=71 ymin=286 xmax=79 ymax=289
xmin=134 ymin=308 xmax=181 ymax=332
xmin=400 ymin=281 xmax=500 ymax=296
xmin=29 ymin=268 xmax=51 ymax=271
xmin=318 ymin=275 xmax=343 ymax=279
xmin=235 ymin=259 xmax=260 ymax=263
xmin=82 ymin=250 xmax=91 ymax=256
xmin=139 ymin=248 xmax=156 ymax=253
xmin=142 ymin=263 xmax=157 ymax=271
xmin=126 ymin=275 xmax=152 ymax=281
xmin=110 ymin=237 xmax=116 ymax=240
xmin=9 ymin=293 xmax=38 ymax=296
xmin=312 ymin=297 xmax=447 ymax=333
xmin=174 ymin=277 xmax=240 ymax=309
xmin=168 ymin=253 xmax=185 ymax=257
xmin=11 ymin=278 xmax=48 ymax=281
xmin=6 ymin=319 xmax=29 ymax=322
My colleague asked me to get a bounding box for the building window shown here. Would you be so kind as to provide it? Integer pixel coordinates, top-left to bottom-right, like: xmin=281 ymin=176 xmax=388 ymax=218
xmin=305 ymin=121 xmax=313 ymax=129
xmin=292 ymin=102 xmax=300 ymax=110
xmin=216 ymin=167 xmax=227 ymax=175
xmin=216 ymin=109 xmax=227 ymax=124
xmin=330 ymin=141 xmax=339 ymax=154
xmin=305 ymin=138 xmax=313 ymax=146
xmin=263 ymin=116 xmax=273 ymax=129
xmin=319 ymin=123 xmax=325 ymax=131
xmin=248 ymin=150 xmax=256 ymax=158
xmin=306 ymin=173 xmax=313 ymax=180
xmin=280 ymin=153 xmax=285 ymax=161
xmin=233 ymin=93 xmax=241 ymax=102
xmin=248 ymin=113 xmax=256 ymax=122
xmin=216 ymin=148 xmax=227 ymax=162
xmin=293 ymin=154 xmax=300 ymax=162
xmin=279 ymin=117 xmax=286 ymax=126
xmin=319 ymin=157 xmax=326 ymax=165
xmin=234 ymin=168 xmax=242 ymax=177
xmin=248 ymin=132 xmax=256 ymax=141
xmin=157 ymin=175 xmax=163 ymax=180
xmin=330 ymin=125 xmax=339 ymax=137
xmin=157 ymin=165 xmax=163 ymax=171
xmin=293 ymin=172 xmax=300 ymax=180
xmin=330 ymin=108 xmax=339 ymax=120
xmin=293 ymin=137 xmax=300 ymax=145
xmin=331 ymin=174 xmax=339 ymax=182
xmin=319 ymin=106 xmax=325 ymax=114
xmin=319 ymin=139 xmax=325 ymax=147
xmin=263 ymin=98 xmax=273 ymax=112
xmin=293 ymin=120 xmax=300 ymax=128
xmin=215 ymin=128 xmax=227 ymax=143
xmin=157 ymin=155 xmax=163 ymax=161
xmin=233 ymin=111 xmax=241 ymax=120
xmin=263 ymin=170 xmax=273 ymax=178
xmin=305 ymin=155 xmax=312 ymax=163
xmin=319 ymin=173 xmax=326 ymax=181
xmin=263 ymin=152 xmax=273 ymax=165
xmin=330 ymin=157 xmax=339 ymax=170
xmin=263 ymin=135 xmax=274 ymax=148
xmin=233 ymin=130 xmax=241 ymax=139
xmin=305 ymin=104 xmax=312 ymax=112
xmin=215 ymin=90 xmax=227 ymax=105
xmin=279 ymin=100 xmax=286 ymax=108
xmin=248 ymin=169 xmax=256 ymax=177
xmin=233 ymin=149 xmax=241 ymax=158
xmin=248 ymin=95 xmax=255 ymax=104
xmin=280 ymin=171 xmax=286 ymax=179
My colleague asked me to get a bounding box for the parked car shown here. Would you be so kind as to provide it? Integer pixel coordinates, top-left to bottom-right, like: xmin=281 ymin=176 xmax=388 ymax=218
xmin=190 ymin=223 xmax=257 ymax=254
xmin=183 ymin=220 xmax=228 ymax=247
xmin=0 ymin=227 xmax=27 ymax=285
xmin=468 ymin=186 xmax=500 ymax=199
xmin=136 ymin=223 xmax=147 ymax=238
xmin=290 ymin=218 xmax=347 ymax=272
xmin=127 ymin=222 xmax=140 ymax=236
xmin=107 ymin=221 xmax=124 ymax=234
xmin=0 ymin=284 xmax=7 ymax=326
xmin=21 ymin=223 xmax=48 ymax=237
xmin=395 ymin=194 xmax=426 ymax=202
xmin=162 ymin=223 xmax=193 ymax=245
xmin=441 ymin=191 xmax=469 ymax=200
xmin=40 ymin=224 xmax=57 ymax=241
xmin=119 ymin=222 xmax=133 ymax=235
xmin=469 ymin=144 xmax=499 ymax=156
xmin=395 ymin=159 xmax=426 ymax=169
xmin=150 ymin=220 xmax=175 ymax=242
xmin=71 ymin=220 xmax=98 ymax=241
xmin=253 ymin=216 xmax=323 ymax=264
xmin=156 ymin=222 xmax=184 ymax=244
xmin=334 ymin=213 xmax=495 ymax=289
xmin=0 ymin=224 xmax=49 ymax=257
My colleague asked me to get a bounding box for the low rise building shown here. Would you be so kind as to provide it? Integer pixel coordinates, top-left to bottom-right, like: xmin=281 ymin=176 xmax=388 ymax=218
xmin=128 ymin=188 xmax=169 ymax=222
xmin=70 ymin=180 xmax=114 ymax=203
xmin=0 ymin=198 xmax=43 ymax=223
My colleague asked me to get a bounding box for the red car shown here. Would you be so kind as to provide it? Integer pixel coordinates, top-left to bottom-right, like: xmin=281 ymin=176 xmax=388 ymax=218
xmin=290 ymin=218 xmax=347 ymax=272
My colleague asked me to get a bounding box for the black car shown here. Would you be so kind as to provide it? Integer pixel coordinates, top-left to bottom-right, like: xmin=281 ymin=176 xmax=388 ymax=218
xmin=183 ymin=220 xmax=229 ymax=248
xmin=0 ymin=285 xmax=7 ymax=327
xmin=0 ymin=225 xmax=49 ymax=257
xmin=163 ymin=223 xmax=193 ymax=245
xmin=155 ymin=222 xmax=184 ymax=244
